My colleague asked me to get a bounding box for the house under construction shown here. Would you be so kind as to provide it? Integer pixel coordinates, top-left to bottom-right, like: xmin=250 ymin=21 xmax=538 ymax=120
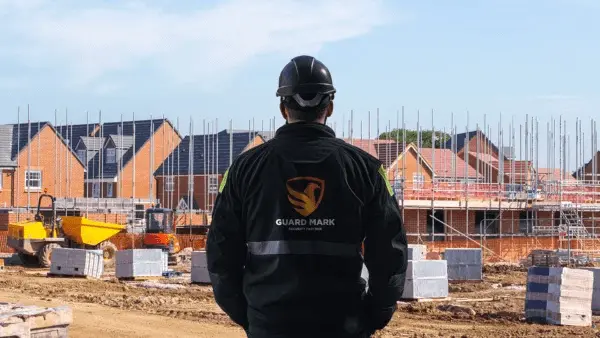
xmin=4 ymin=110 xmax=600 ymax=263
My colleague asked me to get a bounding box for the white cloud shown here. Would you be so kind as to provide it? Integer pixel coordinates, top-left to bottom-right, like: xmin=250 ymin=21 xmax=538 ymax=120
xmin=1 ymin=0 xmax=391 ymax=91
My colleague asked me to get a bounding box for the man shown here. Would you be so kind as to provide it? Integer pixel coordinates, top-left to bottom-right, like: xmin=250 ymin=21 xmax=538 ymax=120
xmin=206 ymin=55 xmax=407 ymax=338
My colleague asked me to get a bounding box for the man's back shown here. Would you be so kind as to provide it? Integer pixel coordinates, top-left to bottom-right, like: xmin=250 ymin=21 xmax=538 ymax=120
xmin=207 ymin=122 xmax=407 ymax=338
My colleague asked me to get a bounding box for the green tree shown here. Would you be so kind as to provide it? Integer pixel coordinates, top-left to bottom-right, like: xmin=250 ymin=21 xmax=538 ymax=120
xmin=377 ymin=129 xmax=451 ymax=148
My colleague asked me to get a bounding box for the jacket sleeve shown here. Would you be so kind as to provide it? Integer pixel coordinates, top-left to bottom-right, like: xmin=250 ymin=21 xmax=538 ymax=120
xmin=206 ymin=166 xmax=248 ymax=329
xmin=362 ymin=164 xmax=408 ymax=332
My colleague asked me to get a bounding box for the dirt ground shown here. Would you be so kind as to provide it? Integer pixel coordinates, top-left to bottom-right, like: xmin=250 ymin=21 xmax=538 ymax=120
xmin=0 ymin=264 xmax=599 ymax=338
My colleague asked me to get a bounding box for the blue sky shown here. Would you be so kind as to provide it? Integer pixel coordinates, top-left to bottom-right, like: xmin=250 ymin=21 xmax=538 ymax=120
xmin=0 ymin=0 xmax=598 ymax=168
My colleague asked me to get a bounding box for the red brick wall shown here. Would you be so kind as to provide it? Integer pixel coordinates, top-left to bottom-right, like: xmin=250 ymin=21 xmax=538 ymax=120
xmin=4 ymin=126 xmax=86 ymax=208
xmin=0 ymin=170 xmax=14 ymax=208
xmin=156 ymin=175 xmax=223 ymax=211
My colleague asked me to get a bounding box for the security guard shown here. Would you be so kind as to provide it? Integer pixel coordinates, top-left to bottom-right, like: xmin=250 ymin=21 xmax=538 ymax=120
xmin=206 ymin=55 xmax=407 ymax=338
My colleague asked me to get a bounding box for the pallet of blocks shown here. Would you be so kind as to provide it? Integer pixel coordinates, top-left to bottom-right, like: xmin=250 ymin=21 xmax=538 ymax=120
xmin=191 ymin=251 xmax=210 ymax=284
xmin=0 ymin=303 xmax=72 ymax=338
xmin=444 ymin=248 xmax=483 ymax=282
xmin=115 ymin=249 xmax=165 ymax=280
xmin=49 ymin=248 xmax=104 ymax=279
xmin=401 ymin=259 xmax=449 ymax=300
xmin=525 ymin=266 xmax=593 ymax=326
xmin=361 ymin=247 xmax=448 ymax=300
xmin=581 ymin=267 xmax=600 ymax=313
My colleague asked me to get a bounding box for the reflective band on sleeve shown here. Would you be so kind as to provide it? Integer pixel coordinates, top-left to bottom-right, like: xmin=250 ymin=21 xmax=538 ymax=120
xmin=247 ymin=240 xmax=359 ymax=257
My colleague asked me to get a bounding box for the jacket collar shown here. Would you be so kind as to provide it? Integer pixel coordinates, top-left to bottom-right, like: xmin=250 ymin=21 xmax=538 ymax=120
xmin=274 ymin=121 xmax=336 ymax=139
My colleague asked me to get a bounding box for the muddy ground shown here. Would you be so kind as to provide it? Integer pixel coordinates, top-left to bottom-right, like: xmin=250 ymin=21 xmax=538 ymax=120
xmin=0 ymin=264 xmax=598 ymax=338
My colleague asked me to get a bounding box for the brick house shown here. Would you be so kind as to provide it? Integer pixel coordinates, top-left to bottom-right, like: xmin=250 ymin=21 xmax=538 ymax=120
xmin=0 ymin=122 xmax=85 ymax=208
xmin=155 ymin=129 xmax=265 ymax=211
xmin=57 ymin=119 xmax=181 ymax=200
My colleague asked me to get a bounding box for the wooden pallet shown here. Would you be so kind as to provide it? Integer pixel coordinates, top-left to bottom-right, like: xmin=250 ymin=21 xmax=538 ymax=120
xmin=448 ymin=279 xmax=483 ymax=284
xmin=46 ymin=273 xmax=98 ymax=280
xmin=398 ymin=297 xmax=451 ymax=303
xmin=117 ymin=276 xmax=164 ymax=281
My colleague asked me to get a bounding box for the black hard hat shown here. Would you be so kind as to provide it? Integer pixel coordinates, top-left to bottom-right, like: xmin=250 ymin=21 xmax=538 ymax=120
xmin=276 ymin=55 xmax=336 ymax=108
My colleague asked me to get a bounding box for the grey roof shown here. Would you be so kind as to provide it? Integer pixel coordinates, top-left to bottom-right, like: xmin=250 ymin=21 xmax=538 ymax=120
xmin=72 ymin=119 xmax=176 ymax=179
xmin=108 ymin=135 xmax=134 ymax=149
xmin=155 ymin=129 xmax=259 ymax=176
xmin=77 ymin=136 xmax=105 ymax=151
xmin=56 ymin=124 xmax=97 ymax=150
xmin=0 ymin=125 xmax=16 ymax=167
xmin=0 ymin=122 xmax=85 ymax=169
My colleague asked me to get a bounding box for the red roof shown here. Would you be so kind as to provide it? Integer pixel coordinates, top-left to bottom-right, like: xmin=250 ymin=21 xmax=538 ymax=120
xmin=420 ymin=148 xmax=478 ymax=178
xmin=537 ymin=168 xmax=576 ymax=182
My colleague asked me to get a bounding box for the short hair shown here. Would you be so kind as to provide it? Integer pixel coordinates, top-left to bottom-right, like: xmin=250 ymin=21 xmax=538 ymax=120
xmin=282 ymin=93 xmax=331 ymax=122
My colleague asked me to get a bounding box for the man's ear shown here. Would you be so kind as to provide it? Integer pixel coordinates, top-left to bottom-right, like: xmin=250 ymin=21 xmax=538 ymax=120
xmin=280 ymin=102 xmax=287 ymax=120
xmin=326 ymin=101 xmax=334 ymax=118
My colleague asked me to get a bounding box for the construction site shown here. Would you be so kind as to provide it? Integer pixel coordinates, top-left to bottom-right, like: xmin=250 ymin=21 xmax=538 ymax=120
xmin=2 ymin=111 xmax=600 ymax=337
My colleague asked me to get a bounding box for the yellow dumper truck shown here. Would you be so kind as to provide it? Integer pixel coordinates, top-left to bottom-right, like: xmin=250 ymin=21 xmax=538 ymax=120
xmin=7 ymin=194 xmax=126 ymax=268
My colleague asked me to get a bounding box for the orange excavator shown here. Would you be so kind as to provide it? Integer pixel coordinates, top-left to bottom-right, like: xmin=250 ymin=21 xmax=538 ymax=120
xmin=142 ymin=206 xmax=182 ymax=265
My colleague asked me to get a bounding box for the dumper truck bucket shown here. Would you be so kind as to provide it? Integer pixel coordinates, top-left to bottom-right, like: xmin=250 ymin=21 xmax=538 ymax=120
xmin=60 ymin=216 xmax=126 ymax=246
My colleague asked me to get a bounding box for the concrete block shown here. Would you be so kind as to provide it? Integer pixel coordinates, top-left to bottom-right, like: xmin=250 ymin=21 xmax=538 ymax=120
xmin=445 ymin=249 xmax=483 ymax=281
xmin=407 ymin=245 xmax=427 ymax=261
xmin=401 ymin=260 xmax=449 ymax=299
xmin=402 ymin=276 xmax=449 ymax=299
xmin=49 ymin=248 xmax=103 ymax=279
xmin=406 ymin=259 xmax=447 ymax=279
xmin=191 ymin=266 xmax=211 ymax=284
xmin=444 ymin=248 xmax=482 ymax=265
xmin=0 ymin=303 xmax=72 ymax=338
xmin=191 ymin=251 xmax=207 ymax=268
xmin=116 ymin=249 xmax=164 ymax=279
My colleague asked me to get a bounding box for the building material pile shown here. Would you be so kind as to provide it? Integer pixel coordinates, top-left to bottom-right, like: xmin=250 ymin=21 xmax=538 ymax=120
xmin=445 ymin=248 xmax=483 ymax=282
xmin=525 ymin=266 xmax=593 ymax=326
xmin=49 ymin=248 xmax=104 ymax=279
xmin=191 ymin=251 xmax=210 ymax=284
xmin=362 ymin=246 xmax=448 ymax=300
xmin=401 ymin=259 xmax=449 ymax=299
xmin=116 ymin=249 xmax=165 ymax=279
xmin=0 ymin=303 xmax=72 ymax=337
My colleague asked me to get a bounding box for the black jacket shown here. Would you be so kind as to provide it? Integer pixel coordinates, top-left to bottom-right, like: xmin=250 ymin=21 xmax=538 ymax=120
xmin=206 ymin=122 xmax=407 ymax=338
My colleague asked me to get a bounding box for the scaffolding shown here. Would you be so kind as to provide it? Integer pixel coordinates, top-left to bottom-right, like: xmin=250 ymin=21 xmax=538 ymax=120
xmin=2 ymin=107 xmax=600 ymax=262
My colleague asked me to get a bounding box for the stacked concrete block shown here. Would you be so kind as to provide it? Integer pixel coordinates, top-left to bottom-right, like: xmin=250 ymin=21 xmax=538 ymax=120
xmin=525 ymin=266 xmax=593 ymax=327
xmin=525 ymin=266 xmax=553 ymax=323
xmin=191 ymin=251 xmax=211 ymax=284
xmin=361 ymin=259 xmax=449 ymax=300
xmin=444 ymin=248 xmax=483 ymax=281
xmin=401 ymin=260 xmax=449 ymax=299
xmin=116 ymin=249 xmax=164 ymax=279
xmin=546 ymin=268 xmax=593 ymax=326
xmin=581 ymin=267 xmax=600 ymax=312
xmin=49 ymin=248 xmax=104 ymax=279
xmin=407 ymin=244 xmax=427 ymax=261
xmin=0 ymin=303 xmax=72 ymax=337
